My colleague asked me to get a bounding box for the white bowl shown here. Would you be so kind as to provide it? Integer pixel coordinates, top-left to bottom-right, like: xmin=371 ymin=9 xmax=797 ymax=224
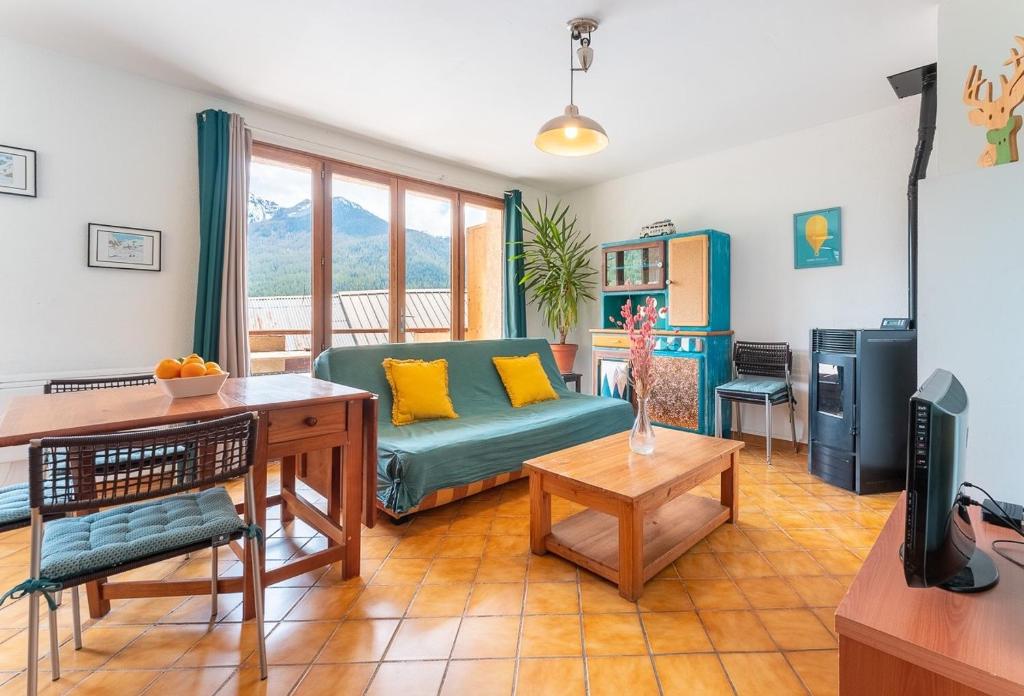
xmin=155 ymin=371 xmax=229 ymax=399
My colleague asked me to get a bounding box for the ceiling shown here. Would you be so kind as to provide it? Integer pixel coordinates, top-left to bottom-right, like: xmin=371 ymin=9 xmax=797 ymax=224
xmin=2 ymin=0 xmax=938 ymax=193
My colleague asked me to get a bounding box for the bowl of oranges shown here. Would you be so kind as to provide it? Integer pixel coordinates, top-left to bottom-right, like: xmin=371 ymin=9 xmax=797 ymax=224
xmin=154 ymin=354 xmax=228 ymax=398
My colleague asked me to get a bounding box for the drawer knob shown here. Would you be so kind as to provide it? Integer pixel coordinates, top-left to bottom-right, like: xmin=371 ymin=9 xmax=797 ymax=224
xmin=304 ymin=416 xmax=319 ymax=427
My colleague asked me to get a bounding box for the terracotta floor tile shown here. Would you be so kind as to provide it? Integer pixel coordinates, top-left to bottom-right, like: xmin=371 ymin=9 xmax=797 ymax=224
xmin=483 ymin=534 xmax=530 ymax=557
xmin=684 ymin=579 xmax=750 ymax=610
xmin=100 ymin=597 xmax=183 ymax=625
xmin=441 ymin=658 xmax=515 ymax=695
xmin=383 ymin=617 xmax=460 ymax=661
xmin=757 ymin=609 xmax=836 ymax=650
xmin=520 ymin=614 xmax=582 ymax=657
xmin=642 ymin=611 xmax=713 ymax=653
xmin=143 ymin=667 xmax=233 ymax=696
xmin=103 ymin=624 xmax=208 ymax=669
xmin=437 ymin=535 xmax=488 ymax=558
xmin=366 ymin=660 xmax=447 ymax=696
xmin=176 ymin=621 xmax=262 ymax=668
xmin=490 ymin=516 xmax=531 ymax=536
xmin=390 ymin=534 xmax=444 ymax=558
xmin=787 ymin=529 xmax=842 ymax=550
xmin=346 ymin=585 xmax=416 ymax=619
xmin=580 ymin=579 xmax=638 ymax=613
xmin=260 ymin=621 xmax=335 ymax=665
xmin=64 ymin=668 xmax=160 ymax=695
xmin=675 ymin=552 xmax=728 ymax=579
xmin=707 ymin=526 xmax=756 ymax=552
xmin=736 ymin=577 xmax=805 ymax=609
xmin=763 ymin=550 xmax=826 ymax=576
xmin=654 ymin=654 xmax=734 ymax=695
xmin=406 ymin=583 xmax=471 ymax=617
xmin=424 ymin=557 xmax=480 ymax=584
xmin=370 ymin=557 xmax=431 ymax=585
xmin=359 ymin=536 xmax=398 ymax=559
xmin=475 ymin=556 xmax=528 ymax=583
xmin=700 ymin=610 xmax=776 ymax=652
xmin=813 ymin=607 xmax=837 ymax=636
xmin=527 ymin=554 xmax=578 ymax=582
xmin=292 ymin=663 xmax=376 ymax=696
xmin=224 ymin=587 xmax=307 ymax=622
xmin=215 ymin=664 xmax=305 ymax=696
xmin=716 ymin=551 xmax=778 ymax=578
xmin=720 ymin=651 xmax=807 ymax=695
xmin=451 ymin=615 xmax=521 ymax=658
xmin=285 ymin=585 xmax=362 ymax=621
xmin=38 ymin=624 xmax=147 ymax=671
xmin=745 ymin=529 xmax=799 ymax=551
xmin=808 ymin=549 xmax=865 ymax=575
xmin=587 ymin=655 xmax=660 ymax=696
xmin=465 ymin=582 xmax=524 ymax=616
xmin=583 ymin=613 xmax=648 ymax=655
xmin=315 ymin=619 xmax=399 ymax=663
xmin=787 ymin=577 xmax=847 ymax=607
xmin=787 ymin=649 xmax=839 ymax=696
xmin=446 ymin=515 xmax=494 ymax=535
xmin=637 ymin=579 xmax=693 ymax=612
xmin=515 ymin=658 xmax=586 ymax=696
xmin=525 ymin=582 xmax=580 ymax=614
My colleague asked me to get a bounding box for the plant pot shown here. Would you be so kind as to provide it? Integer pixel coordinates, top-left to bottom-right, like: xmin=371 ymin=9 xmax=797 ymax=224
xmin=550 ymin=342 xmax=579 ymax=374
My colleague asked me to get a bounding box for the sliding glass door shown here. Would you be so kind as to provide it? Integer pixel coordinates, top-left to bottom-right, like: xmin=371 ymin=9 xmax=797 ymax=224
xmin=247 ymin=143 xmax=503 ymax=373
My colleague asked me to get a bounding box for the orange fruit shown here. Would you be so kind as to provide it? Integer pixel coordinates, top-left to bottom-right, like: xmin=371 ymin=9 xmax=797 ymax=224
xmin=204 ymin=361 xmax=224 ymax=375
xmin=154 ymin=358 xmax=181 ymax=380
xmin=180 ymin=362 xmax=207 ymax=378
xmin=182 ymin=355 xmax=205 ymax=366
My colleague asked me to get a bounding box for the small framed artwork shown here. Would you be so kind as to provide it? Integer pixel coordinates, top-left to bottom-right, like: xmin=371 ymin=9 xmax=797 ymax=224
xmin=794 ymin=207 xmax=842 ymax=269
xmin=0 ymin=144 xmax=37 ymax=198
xmin=87 ymin=223 xmax=162 ymax=271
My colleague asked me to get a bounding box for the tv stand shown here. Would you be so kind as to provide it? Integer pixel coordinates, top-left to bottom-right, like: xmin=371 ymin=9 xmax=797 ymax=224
xmin=837 ymin=493 xmax=1024 ymax=695
xmin=940 ymin=547 xmax=999 ymax=593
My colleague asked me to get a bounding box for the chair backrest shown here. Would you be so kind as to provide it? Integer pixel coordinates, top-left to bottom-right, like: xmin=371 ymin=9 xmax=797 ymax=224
xmin=28 ymin=412 xmax=257 ymax=514
xmin=733 ymin=341 xmax=792 ymax=379
xmin=44 ymin=374 xmax=156 ymax=394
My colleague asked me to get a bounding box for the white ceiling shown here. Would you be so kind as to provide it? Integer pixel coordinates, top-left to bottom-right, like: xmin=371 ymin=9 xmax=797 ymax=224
xmin=2 ymin=0 xmax=937 ymax=193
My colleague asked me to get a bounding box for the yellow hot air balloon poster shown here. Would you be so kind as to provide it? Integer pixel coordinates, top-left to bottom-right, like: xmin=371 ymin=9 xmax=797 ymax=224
xmin=794 ymin=207 xmax=842 ymax=269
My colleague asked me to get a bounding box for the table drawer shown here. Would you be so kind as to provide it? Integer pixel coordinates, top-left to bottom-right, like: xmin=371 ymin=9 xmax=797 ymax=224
xmin=593 ymin=334 xmax=630 ymax=349
xmin=268 ymin=403 xmax=347 ymax=445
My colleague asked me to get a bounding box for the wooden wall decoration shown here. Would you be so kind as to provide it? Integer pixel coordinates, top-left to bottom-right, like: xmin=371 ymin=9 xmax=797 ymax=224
xmin=963 ymin=35 xmax=1024 ymax=168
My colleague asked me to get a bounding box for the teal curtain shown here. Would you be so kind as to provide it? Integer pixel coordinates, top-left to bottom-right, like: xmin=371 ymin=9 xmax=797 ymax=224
xmin=193 ymin=109 xmax=231 ymax=360
xmin=503 ymin=189 xmax=527 ymax=338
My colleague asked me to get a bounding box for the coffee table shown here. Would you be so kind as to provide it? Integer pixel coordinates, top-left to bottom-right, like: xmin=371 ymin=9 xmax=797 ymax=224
xmin=524 ymin=427 xmax=744 ymax=600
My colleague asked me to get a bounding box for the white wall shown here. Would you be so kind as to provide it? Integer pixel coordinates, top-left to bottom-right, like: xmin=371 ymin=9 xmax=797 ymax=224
xmin=0 ymin=39 xmax=547 ymax=460
xmin=917 ymin=0 xmax=1024 ymax=502
xmin=563 ymin=101 xmax=921 ymax=441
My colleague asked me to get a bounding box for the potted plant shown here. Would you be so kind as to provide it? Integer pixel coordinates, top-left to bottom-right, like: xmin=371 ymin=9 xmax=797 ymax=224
xmin=517 ymin=199 xmax=598 ymax=374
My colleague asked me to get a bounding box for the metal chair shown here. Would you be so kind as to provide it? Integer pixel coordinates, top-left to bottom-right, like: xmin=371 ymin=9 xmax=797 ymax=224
xmin=4 ymin=412 xmax=267 ymax=694
xmin=714 ymin=341 xmax=798 ymax=465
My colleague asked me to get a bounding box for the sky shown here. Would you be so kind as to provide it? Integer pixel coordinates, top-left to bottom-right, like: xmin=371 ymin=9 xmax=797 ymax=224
xmin=251 ymin=161 xmax=489 ymax=236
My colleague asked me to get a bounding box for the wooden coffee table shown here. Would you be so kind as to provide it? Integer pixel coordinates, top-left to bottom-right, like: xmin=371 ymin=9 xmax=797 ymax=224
xmin=525 ymin=427 xmax=743 ymax=600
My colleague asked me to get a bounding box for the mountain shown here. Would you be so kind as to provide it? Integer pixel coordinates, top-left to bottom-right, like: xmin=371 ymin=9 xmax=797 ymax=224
xmin=247 ymin=193 xmax=450 ymax=297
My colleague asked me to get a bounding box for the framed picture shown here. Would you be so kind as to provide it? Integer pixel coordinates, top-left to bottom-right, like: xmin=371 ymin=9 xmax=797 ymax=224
xmin=794 ymin=207 xmax=842 ymax=269
xmin=87 ymin=223 xmax=162 ymax=271
xmin=0 ymin=144 xmax=36 ymax=198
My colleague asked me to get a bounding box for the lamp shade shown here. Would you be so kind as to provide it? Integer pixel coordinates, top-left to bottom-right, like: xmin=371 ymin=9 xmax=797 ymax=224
xmin=534 ymin=104 xmax=608 ymax=156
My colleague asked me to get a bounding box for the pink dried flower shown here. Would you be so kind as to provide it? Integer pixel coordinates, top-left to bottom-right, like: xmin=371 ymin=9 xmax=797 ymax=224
xmin=619 ymin=296 xmax=659 ymax=399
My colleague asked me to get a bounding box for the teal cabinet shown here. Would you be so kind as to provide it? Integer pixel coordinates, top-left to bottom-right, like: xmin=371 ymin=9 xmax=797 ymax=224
xmin=592 ymin=230 xmax=732 ymax=436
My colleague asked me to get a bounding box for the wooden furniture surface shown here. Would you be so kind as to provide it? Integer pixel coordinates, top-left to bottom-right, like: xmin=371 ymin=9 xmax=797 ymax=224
xmin=667 ymin=234 xmax=709 ymax=327
xmin=0 ymin=374 xmax=376 ymax=621
xmin=836 ymin=493 xmax=1024 ymax=696
xmin=525 ymin=428 xmax=743 ymax=600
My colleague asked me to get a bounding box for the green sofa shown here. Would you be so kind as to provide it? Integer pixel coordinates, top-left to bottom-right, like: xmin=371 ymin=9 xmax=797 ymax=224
xmin=313 ymin=338 xmax=634 ymax=515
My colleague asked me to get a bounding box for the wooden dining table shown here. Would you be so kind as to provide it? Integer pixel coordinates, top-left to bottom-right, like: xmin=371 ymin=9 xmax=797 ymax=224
xmin=0 ymin=373 xmax=377 ymax=620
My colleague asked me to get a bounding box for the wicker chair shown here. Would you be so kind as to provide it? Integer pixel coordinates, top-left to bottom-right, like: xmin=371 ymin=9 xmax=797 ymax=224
xmin=714 ymin=341 xmax=798 ymax=465
xmin=0 ymin=375 xmax=163 ymax=535
xmin=5 ymin=413 xmax=267 ymax=694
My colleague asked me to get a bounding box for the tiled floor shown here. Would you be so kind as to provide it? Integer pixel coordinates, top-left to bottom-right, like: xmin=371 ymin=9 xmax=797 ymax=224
xmin=0 ymin=439 xmax=898 ymax=695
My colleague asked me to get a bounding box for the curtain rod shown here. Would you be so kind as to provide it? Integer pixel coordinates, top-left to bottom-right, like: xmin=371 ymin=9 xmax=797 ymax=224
xmin=247 ymin=123 xmax=456 ymax=183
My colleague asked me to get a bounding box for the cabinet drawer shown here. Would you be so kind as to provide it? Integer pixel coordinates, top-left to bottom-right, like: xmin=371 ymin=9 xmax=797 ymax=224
xmin=593 ymin=334 xmax=630 ymax=349
xmin=268 ymin=403 xmax=347 ymax=445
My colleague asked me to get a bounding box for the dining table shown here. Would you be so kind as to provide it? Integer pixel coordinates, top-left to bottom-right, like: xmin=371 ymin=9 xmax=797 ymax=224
xmin=0 ymin=373 xmax=378 ymax=620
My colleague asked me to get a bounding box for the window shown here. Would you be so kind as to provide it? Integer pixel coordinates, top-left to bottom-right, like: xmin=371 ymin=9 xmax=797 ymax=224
xmin=247 ymin=143 xmax=504 ymax=374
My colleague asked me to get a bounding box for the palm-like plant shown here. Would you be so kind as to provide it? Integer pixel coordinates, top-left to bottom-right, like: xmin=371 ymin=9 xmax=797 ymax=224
xmin=515 ymin=199 xmax=598 ymax=344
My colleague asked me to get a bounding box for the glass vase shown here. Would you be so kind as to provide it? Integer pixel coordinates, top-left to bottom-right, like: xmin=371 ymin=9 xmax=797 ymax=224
xmin=629 ymin=395 xmax=656 ymax=455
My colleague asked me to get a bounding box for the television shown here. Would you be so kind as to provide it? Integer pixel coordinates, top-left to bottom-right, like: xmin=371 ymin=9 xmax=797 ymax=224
xmin=903 ymin=368 xmax=998 ymax=592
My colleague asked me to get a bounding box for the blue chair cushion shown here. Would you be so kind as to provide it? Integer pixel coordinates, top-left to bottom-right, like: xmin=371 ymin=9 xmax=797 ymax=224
xmin=47 ymin=444 xmax=189 ymax=470
xmin=0 ymin=484 xmax=29 ymax=527
xmin=716 ymin=376 xmax=789 ymax=399
xmin=39 ymin=487 xmax=244 ymax=581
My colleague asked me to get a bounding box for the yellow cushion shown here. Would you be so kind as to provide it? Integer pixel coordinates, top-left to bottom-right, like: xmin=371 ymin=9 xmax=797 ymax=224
xmin=382 ymin=358 xmax=459 ymax=426
xmin=492 ymin=353 xmax=560 ymax=408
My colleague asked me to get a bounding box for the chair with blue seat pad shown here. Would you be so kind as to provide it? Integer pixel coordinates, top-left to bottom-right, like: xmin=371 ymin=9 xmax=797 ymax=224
xmin=6 ymin=412 xmax=267 ymax=695
xmin=714 ymin=341 xmax=797 ymax=465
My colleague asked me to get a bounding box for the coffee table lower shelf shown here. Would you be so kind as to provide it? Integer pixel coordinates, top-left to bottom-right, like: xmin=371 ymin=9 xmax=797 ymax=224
xmin=544 ymin=493 xmax=729 ymax=586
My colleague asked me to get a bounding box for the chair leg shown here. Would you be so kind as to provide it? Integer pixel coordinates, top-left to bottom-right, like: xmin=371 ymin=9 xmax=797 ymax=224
xmin=71 ymin=586 xmax=82 ymax=650
xmin=714 ymin=393 xmax=723 ymax=438
xmin=735 ymin=402 xmax=742 ymax=437
xmin=48 ymin=603 xmax=60 ymax=681
xmin=788 ymin=399 xmax=798 ymax=454
xmin=249 ymin=536 xmax=267 ymax=679
xmin=765 ymin=396 xmax=773 ymax=466
xmin=27 ymin=592 xmax=40 ymax=695
xmin=211 ymin=544 xmax=219 ymax=617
